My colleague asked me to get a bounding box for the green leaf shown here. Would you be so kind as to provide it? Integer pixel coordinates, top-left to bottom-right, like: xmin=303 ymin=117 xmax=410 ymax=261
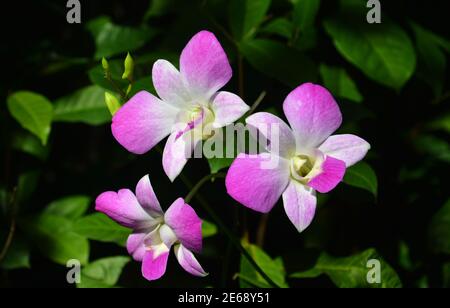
xmin=240 ymin=39 xmax=317 ymax=87
xmin=343 ymin=162 xmax=378 ymax=198
xmin=202 ymin=220 xmax=218 ymax=238
xmin=443 ymin=263 xmax=450 ymax=288
xmin=414 ymin=135 xmax=450 ymax=163
xmin=410 ymin=22 xmax=447 ymax=97
xmin=428 ymin=113 xmax=450 ymax=134
xmin=78 ymin=256 xmax=130 ymax=288
xmin=43 ymin=195 xmax=91 ymax=220
xmin=86 ymin=17 xmax=156 ymax=59
xmin=229 ymin=0 xmax=271 ymax=41
xmin=239 ymin=242 xmax=288 ymax=288
xmin=17 ymin=171 xmax=40 ymax=204
xmin=291 ymin=249 xmax=402 ymax=288
xmin=12 ymin=132 xmax=49 ymax=161
xmin=144 ymin=0 xmax=175 ymax=20
xmin=0 ymin=236 xmax=31 ymax=270
xmin=261 ymin=18 xmax=293 ymax=39
xmin=53 ymin=85 xmax=111 ymax=125
xmin=21 ymin=214 xmax=89 ymax=265
xmin=7 ymin=91 xmax=53 ymax=145
xmin=73 ymin=213 xmax=130 ymax=246
xmin=319 ymin=64 xmax=363 ymax=103
xmin=429 ymin=199 xmax=450 ymax=255
xmin=323 ymin=18 xmax=416 ymax=90
xmin=293 ymin=0 xmax=321 ymax=33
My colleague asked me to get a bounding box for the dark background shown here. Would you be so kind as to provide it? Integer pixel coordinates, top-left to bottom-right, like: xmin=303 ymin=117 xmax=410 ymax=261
xmin=0 ymin=0 xmax=449 ymax=288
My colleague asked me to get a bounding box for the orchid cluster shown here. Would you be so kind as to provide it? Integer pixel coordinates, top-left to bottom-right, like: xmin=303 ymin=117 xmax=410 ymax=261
xmin=96 ymin=31 xmax=370 ymax=282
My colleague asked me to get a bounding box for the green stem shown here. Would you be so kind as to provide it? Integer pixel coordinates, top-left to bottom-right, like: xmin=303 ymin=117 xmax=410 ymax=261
xmin=184 ymin=174 xmax=279 ymax=288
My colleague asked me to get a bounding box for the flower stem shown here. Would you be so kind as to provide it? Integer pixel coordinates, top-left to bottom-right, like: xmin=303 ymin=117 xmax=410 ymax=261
xmin=184 ymin=174 xmax=279 ymax=288
xmin=0 ymin=188 xmax=18 ymax=264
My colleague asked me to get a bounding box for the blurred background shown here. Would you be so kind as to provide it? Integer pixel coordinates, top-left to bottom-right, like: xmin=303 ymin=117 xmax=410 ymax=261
xmin=0 ymin=0 xmax=449 ymax=288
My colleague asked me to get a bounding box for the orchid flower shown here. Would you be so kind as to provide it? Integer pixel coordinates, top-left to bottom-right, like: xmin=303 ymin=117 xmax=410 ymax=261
xmin=95 ymin=175 xmax=207 ymax=281
xmin=111 ymin=31 xmax=250 ymax=181
xmin=226 ymin=83 xmax=371 ymax=233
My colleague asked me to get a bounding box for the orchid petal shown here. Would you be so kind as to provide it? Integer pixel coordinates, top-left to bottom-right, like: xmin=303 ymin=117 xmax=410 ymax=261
xmin=112 ymin=91 xmax=178 ymax=155
xmin=211 ymin=91 xmax=249 ymax=128
xmin=226 ymin=153 xmax=291 ymax=213
xmin=175 ymin=244 xmax=208 ymax=277
xmin=165 ymin=198 xmax=202 ymax=253
xmin=308 ymin=156 xmax=346 ymax=193
xmin=246 ymin=112 xmax=296 ymax=158
xmin=282 ymin=181 xmax=317 ymax=233
xmin=180 ymin=31 xmax=232 ymax=99
xmin=283 ymin=83 xmax=342 ymax=149
xmin=135 ymin=175 xmax=163 ymax=217
xmin=319 ymin=134 xmax=371 ymax=167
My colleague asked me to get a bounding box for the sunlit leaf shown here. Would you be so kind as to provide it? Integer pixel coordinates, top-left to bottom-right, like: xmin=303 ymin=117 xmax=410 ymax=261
xmin=343 ymin=162 xmax=378 ymax=198
xmin=77 ymin=256 xmax=130 ymax=288
xmin=7 ymin=91 xmax=53 ymax=145
xmin=43 ymin=195 xmax=91 ymax=220
xmin=239 ymin=242 xmax=288 ymax=288
xmin=202 ymin=220 xmax=218 ymax=238
xmin=53 ymin=85 xmax=110 ymax=125
xmin=21 ymin=214 xmax=89 ymax=265
xmin=73 ymin=213 xmax=130 ymax=246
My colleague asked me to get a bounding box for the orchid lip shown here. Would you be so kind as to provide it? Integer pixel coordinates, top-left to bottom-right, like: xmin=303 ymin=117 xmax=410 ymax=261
xmin=289 ymin=152 xmax=323 ymax=185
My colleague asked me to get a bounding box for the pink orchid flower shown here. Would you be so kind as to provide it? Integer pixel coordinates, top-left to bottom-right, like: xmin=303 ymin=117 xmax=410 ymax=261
xmin=226 ymin=83 xmax=371 ymax=233
xmin=95 ymin=175 xmax=207 ymax=281
xmin=111 ymin=31 xmax=250 ymax=181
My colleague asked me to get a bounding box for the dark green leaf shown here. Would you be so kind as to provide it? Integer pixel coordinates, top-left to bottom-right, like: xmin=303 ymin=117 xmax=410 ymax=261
xmin=86 ymin=17 xmax=156 ymax=59
xmin=229 ymin=0 xmax=271 ymax=41
xmin=443 ymin=263 xmax=450 ymax=288
xmin=261 ymin=18 xmax=293 ymax=39
xmin=410 ymin=22 xmax=447 ymax=97
xmin=291 ymin=248 xmax=402 ymax=288
xmin=414 ymin=135 xmax=450 ymax=163
xmin=12 ymin=132 xmax=49 ymax=161
xmin=7 ymin=91 xmax=53 ymax=145
xmin=88 ymin=60 xmax=128 ymax=92
xmin=77 ymin=256 xmax=130 ymax=288
xmin=429 ymin=199 xmax=450 ymax=254
xmin=323 ymin=18 xmax=416 ymax=90
xmin=43 ymin=195 xmax=91 ymax=220
xmin=319 ymin=64 xmax=363 ymax=103
xmin=73 ymin=213 xmax=130 ymax=246
xmin=343 ymin=162 xmax=378 ymax=198
xmin=293 ymin=0 xmax=321 ymax=32
xmin=17 ymin=171 xmax=40 ymax=205
xmin=0 ymin=236 xmax=31 ymax=270
xmin=240 ymin=39 xmax=317 ymax=87
xmin=53 ymin=85 xmax=111 ymax=126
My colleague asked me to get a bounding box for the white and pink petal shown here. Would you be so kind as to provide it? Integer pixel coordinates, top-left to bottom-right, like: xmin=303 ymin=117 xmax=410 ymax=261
xmin=225 ymin=153 xmax=291 ymax=213
xmin=136 ymin=175 xmax=163 ymax=217
xmin=308 ymin=156 xmax=346 ymax=193
xmin=283 ymin=83 xmax=342 ymax=149
xmin=282 ymin=181 xmax=317 ymax=233
xmin=318 ymin=134 xmax=370 ymax=168
xmin=112 ymin=91 xmax=178 ymax=155
xmin=180 ymin=31 xmax=232 ymax=100
xmin=164 ymin=198 xmax=203 ymax=253
xmin=211 ymin=91 xmax=249 ymax=128
xmin=175 ymin=244 xmax=208 ymax=277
